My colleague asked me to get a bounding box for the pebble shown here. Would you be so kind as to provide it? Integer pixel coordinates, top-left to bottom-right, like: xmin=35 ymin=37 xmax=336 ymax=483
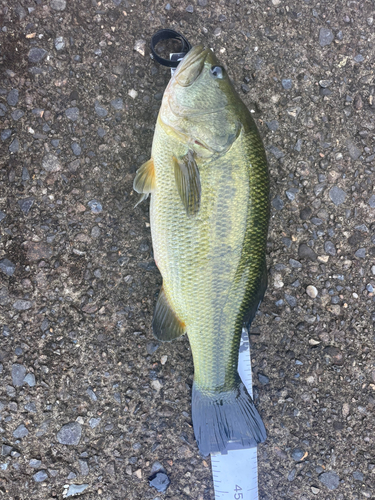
xmin=287 ymin=469 xmax=297 ymax=481
xmin=71 ymin=142 xmax=81 ymax=155
xmin=33 ymin=470 xmax=48 ymax=482
xmin=18 ymin=198 xmax=34 ymax=214
xmin=65 ymin=107 xmax=79 ymax=121
xmin=9 ymin=137 xmax=20 ymax=153
xmin=54 ymin=36 xmax=65 ymax=50
xmin=24 ymin=373 xmax=36 ymax=387
xmin=50 ymin=0 xmax=66 ymax=11
xmin=311 ymin=486 xmax=320 ymax=494
xmin=300 ymin=207 xmax=312 ymax=220
xmin=56 ymin=422 xmax=82 ymax=445
xmin=110 ymin=98 xmax=123 ymax=110
xmin=25 ymin=402 xmax=37 ymax=412
xmin=22 ymin=166 xmax=30 ymax=181
xmin=13 ymin=300 xmax=33 ymax=310
xmin=319 ymin=28 xmax=334 ymax=47
xmin=285 ymin=294 xmax=297 ymax=307
xmin=64 ymin=484 xmax=89 ymax=497
xmin=329 ymin=186 xmax=347 ymax=205
xmin=1 ymin=129 xmax=12 ymax=141
xmin=97 ymin=127 xmax=106 ymax=138
xmin=353 ymin=471 xmax=364 ymax=481
xmin=281 ymin=79 xmax=292 ymax=90
xmin=11 ymin=109 xmax=24 ymax=121
xmin=42 ymin=153 xmax=62 ymax=172
xmin=265 ymin=120 xmax=279 ymax=131
xmin=298 ymin=243 xmax=317 ymax=262
xmin=79 ymin=459 xmax=89 ymax=476
xmin=88 ymin=200 xmax=102 ymax=213
xmin=95 ymin=101 xmax=108 ymax=117
xmin=149 ymin=472 xmax=171 ymax=492
xmin=12 ymin=364 xmax=27 ymax=386
xmin=134 ymin=39 xmax=146 ymax=56
xmin=128 ymin=89 xmax=138 ymax=99
xmin=368 ymin=194 xmax=375 ymax=208
xmin=354 ymin=248 xmax=366 ymax=259
xmin=289 ymin=258 xmax=302 ymax=269
xmin=324 ymin=241 xmax=336 ymax=256
xmin=146 ymin=342 xmax=159 ymax=355
xmin=13 ymin=424 xmax=29 ymax=439
xmin=258 ymin=373 xmax=269 ymax=385
xmin=2 ymin=445 xmax=12 ymax=456
xmin=286 ymin=188 xmax=298 ymax=201
xmin=198 ymin=0 xmax=208 ymax=5
xmin=346 ymin=140 xmax=361 ymax=160
xmin=268 ymin=145 xmax=284 ymax=159
xmin=0 ymin=258 xmax=16 ymax=276
xmin=271 ymin=195 xmax=284 ymax=210
xmin=319 ymin=471 xmax=340 ymax=490
xmin=89 ymin=417 xmax=101 ymax=428
xmin=28 ymin=48 xmax=48 ymax=63
xmin=7 ymin=89 xmax=19 ymax=106
xmin=291 ymin=448 xmax=305 ymax=461
xmin=91 ymin=226 xmax=101 ymax=238
xmin=186 ymin=5 xmax=194 ymax=13
xmin=29 ymin=459 xmax=42 ymax=468
xmin=86 ymin=388 xmax=97 ymax=401
xmin=306 ymin=285 xmax=318 ymax=298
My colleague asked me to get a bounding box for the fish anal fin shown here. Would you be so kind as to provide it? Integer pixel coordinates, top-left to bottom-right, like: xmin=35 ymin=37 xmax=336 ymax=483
xmin=133 ymin=158 xmax=155 ymax=195
xmin=173 ymin=150 xmax=201 ymax=216
xmin=152 ymin=286 xmax=186 ymax=342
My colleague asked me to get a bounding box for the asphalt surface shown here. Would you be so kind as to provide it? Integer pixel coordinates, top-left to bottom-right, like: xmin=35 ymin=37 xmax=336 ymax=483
xmin=1 ymin=1 xmax=375 ymax=499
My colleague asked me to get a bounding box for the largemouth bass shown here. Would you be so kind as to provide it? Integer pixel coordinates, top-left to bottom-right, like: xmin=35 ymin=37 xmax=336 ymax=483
xmin=134 ymin=45 xmax=269 ymax=456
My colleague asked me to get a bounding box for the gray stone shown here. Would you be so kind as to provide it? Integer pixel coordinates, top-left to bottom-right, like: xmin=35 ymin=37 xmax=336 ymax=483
xmin=22 ymin=166 xmax=30 ymax=181
xmin=329 ymin=186 xmax=347 ymax=206
xmin=368 ymin=194 xmax=375 ymax=208
xmin=13 ymin=300 xmax=33 ymax=310
xmin=13 ymin=424 xmax=29 ymax=439
xmin=0 ymin=211 xmax=5 ymax=222
xmin=54 ymin=36 xmax=65 ymax=51
xmin=186 ymin=4 xmax=194 ymax=12
xmin=198 ymin=0 xmax=207 ymax=5
xmin=353 ymin=54 xmax=364 ymax=63
xmin=50 ymin=0 xmax=66 ymax=10
xmin=79 ymin=459 xmax=89 ymax=476
xmin=266 ymin=120 xmax=279 ymax=131
xmin=71 ymin=142 xmax=81 ymax=155
xmin=0 ymin=258 xmax=16 ymax=276
xmin=65 ymin=484 xmax=89 ymax=497
xmin=285 ymin=294 xmax=297 ymax=307
xmin=110 ymin=98 xmax=123 ymax=110
xmin=258 ymin=373 xmax=269 ymax=385
xmin=149 ymin=471 xmax=171 ymax=492
xmin=25 ymin=402 xmax=37 ymax=412
xmin=1 ymin=129 xmax=12 ymax=141
xmin=28 ymin=48 xmax=48 ymax=63
xmin=7 ymin=89 xmax=19 ymax=106
xmin=11 ymin=109 xmax=24 ymax=121
xmin=42 ymin=153 xmax=61 ymax=172
xmin=97 ymin=127 xmax=106 ymax=138
xmin=29 ymin=459 xmax=42 ymax=468
xmin=286 ymin=188 xmax=299 ymax=201
xmin=56 ymin=422 xmax=82 ymax=445
xmin=0 ymin=103 xmax=7 ymax=116
xmin=65 ymin=107 xmax=79 ymax=121
xmin=319 ymin=471 xmax=340 ymax=490
xmin=353 ymin=471 xmax=364 ymax=481
xmin=272 ymin=195 xmax=284 ymax=210
xmin=282 ymin=78 xmax=292 ymax=90
xmin=24 ymin=373 xmax=36 ymax=387
xmin=89 ymin=417 xmax=101 ymax=428
xmin=287 ymin=468 xmax=296 ymax=481
xmin=268 ymin=145 xmax=284 ymax=159
xmin=94 ymin=101 xmax=108 ymax=117
xmin=12 ymin=364 xmax=27 ymax=386
xmin=354 ymin=248 xmax=366 ymax=259
xmin=346 ymin=140 xmax=361 ymax=160
xmin=0 ymin=286 xmax=9 ymax=305
xmin=146 ymin=342 xmax=159 ymax=355
xmin=86 ymin=388 xmax=97 ymax=401
xmin=289 ymin=258 xmax=302 ymax=269
xmin=91 ymin=226 xmax=101 ymax=238
xmin=324 ymin=241 xmax=336 ymax=256
xmin=18 ymin=198 xmax=34 ymax=214
xmin=291 ymin=448 xmax=305 ymax=461
xmin=319 ymin=28 xmax=334 ymax=47
xmin=298 ymin=243 xmax=317 ymax=262
xmin=9 ymin=137 xmax=20 ymax=153
xmin=88 ymin=200 xmax=102 ymax=213
xmin=33 ymin=470 xmax=48 ymax=482
xmin=1 ymin=445 xmax=12 ymax=456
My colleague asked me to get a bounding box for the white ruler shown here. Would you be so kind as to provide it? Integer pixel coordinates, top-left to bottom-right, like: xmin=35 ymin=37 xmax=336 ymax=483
xmin=211 ymin=328 xmax=259 ymax=500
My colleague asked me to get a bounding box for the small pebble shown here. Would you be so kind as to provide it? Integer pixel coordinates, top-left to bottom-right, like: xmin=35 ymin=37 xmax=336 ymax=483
xmin=71 ymin=142 xmax=81 ymax=155
xmin=149 ymin=471 xmax=171 ymax=492
xmin=319 ymin=28 xmax=334 ymax=47
xmin=298 ymin=243 xmax=317 ymax=262
xmin=329 ymin=186 xmax=347 ymax=205
xmin=18 ymin=198 xmax=34 ymax=214
xmin=1 ymin=129 xmax=12 ymax=141
xmin=281 ymin=79 xmax=292 ymax=90
xmin=354 ymin=248 xmax=366 ymax=259
xmin=306 ymin=285 xmax=318 ymax=298
xmin=89 ymin=417 xmax=101 ymax=429
xmin=88 ymin=200 xmax=102 ymax=213
xmin=13 ymin=424 xmax=29 ymax=439
xmin=11 ymin=109 xmax=24 ymax=121
xmin=7 ymin=89 xmax=19 ymax=106
xmin=12 ymin=364 xmax=27 ymax=386
xmin=94 ymin=101 xmax=108 ymax=117
xmin=324 ymin=241 xmax=336 ymax=256
xmin=13 ymin=300 xmax=33 ymax=310
xmin=54 ymin=36 xmax=65 ymax=50
xmin=56 ymin=422 xmax=82 ymax=445
xmin=0 ymin=258 xmax=16 ymax=276
xmin=186 ymin=5 xmax=194 ymax=13
xmin=28 ymin=48 xmax=48 ymax=63
xmin=258 ymin=373 xmax=269 ymax=385
xmin=319 ymin=471 xmax=340 ymax=490
xmin=110 ymin=98 xmax=123 ymax=110
xmin=29 ymin=459 xmax=42 ymax=468
xmin=33 ymin=470 xmax=48 ymax=482
xmin=65 ymin=107 xmax=79 ymax=121
xmin=367 ymin=194 xmax=375 ymax=208
xmin=291 ymin=448 xmax=305 ymax=461
xmin=24 ymin=373 xmax=36 ymax=387
xmin=64 ymin=484 xmax=89 ymax=497
xmin=287 ymin=469 xmax=296 ymax=481
xmin=271 ymin=195 xmax=284 ymax=210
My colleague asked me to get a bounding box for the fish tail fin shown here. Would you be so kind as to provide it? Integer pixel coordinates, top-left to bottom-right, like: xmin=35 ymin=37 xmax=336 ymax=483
xmin=191 ymin=378 xmax=266 ymax=457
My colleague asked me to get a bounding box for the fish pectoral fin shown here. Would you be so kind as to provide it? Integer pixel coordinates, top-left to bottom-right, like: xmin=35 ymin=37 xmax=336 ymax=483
xmin=133 ymin=158 xmax=155 ymax=194
xmin=173 ymin=150 xmax=201 ymax=216
xmin=152 ymin=286 xmax=186 ymax=342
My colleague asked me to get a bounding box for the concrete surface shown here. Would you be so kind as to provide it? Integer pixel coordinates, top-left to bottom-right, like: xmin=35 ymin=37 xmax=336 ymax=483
xmin=1 ymin=1 xmax=375 ymax=499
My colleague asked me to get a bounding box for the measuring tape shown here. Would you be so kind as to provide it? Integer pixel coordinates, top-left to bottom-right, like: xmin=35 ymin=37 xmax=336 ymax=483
xmin=211 ymin=329 xmax=259 ymax=500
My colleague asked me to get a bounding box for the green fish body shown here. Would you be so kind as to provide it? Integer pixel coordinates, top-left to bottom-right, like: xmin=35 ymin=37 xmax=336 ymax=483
xmin=134 ymin=45 xmax=269 ymax=456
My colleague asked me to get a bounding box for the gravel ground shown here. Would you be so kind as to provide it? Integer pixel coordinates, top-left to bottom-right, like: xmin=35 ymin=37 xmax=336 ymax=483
xmin=1 ymin=1 xmax=375 ymax=499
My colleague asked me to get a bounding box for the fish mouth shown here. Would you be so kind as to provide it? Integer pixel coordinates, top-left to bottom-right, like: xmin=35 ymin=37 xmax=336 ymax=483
xmin=173 ymin=45 xmax=210 ymax=87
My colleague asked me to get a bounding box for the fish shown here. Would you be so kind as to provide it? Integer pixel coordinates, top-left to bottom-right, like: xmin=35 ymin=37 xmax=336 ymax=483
xmin=133 ymin=45 xmax=269 ymax=456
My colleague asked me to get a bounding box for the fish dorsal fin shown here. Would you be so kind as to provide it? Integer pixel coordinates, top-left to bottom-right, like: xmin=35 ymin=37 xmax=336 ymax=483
xmin=152 ymin=286 xmax=186 ymax=342
xmin=133 ymin=158 xmax=155 ymax=194
xmin=173 ymin=150 xmax=201 ymax=216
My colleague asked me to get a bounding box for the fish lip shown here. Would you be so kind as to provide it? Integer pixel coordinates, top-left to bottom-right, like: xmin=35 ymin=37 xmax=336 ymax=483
xmin=173 ymin=45 xmax=210 ymax=87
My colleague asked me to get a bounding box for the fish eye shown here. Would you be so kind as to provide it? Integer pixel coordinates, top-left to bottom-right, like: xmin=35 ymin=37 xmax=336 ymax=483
xmin=210 ymin=66 xmax=225 ymax=79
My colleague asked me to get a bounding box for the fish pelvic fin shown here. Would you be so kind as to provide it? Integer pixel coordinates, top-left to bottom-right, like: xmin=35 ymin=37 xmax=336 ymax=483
xmin=133 ymin=158 xmax=155 ymax=195
xmin=192 ymin=378 xmax=267 ymax=457
xmin=173 ymin=150 xmax=201 ymax=216
xmin=152 ymin=285 xmax=186 ymax=341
